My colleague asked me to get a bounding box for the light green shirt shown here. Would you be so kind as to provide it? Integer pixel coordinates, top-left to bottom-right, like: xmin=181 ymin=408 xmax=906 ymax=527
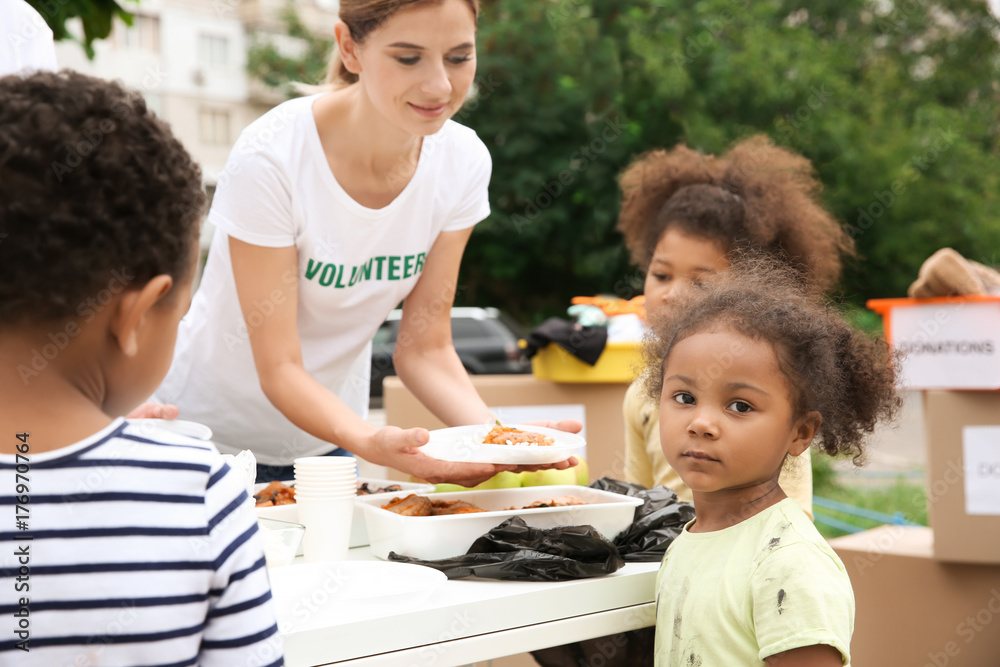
xmin=655 ymin=498 xmax=853 ymax=666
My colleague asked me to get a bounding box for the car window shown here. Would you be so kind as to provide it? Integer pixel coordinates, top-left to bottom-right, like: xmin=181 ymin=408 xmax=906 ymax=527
xmin=451 ymin=318 xmax=491 ymax=339
xmin=373 ymin=321 xmax=398 ymax=345
xmin=495 ymin=311 xmax=527 ymax=339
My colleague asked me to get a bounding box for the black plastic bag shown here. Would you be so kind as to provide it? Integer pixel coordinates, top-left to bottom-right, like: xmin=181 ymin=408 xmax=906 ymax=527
xmin=589 ymin=477 xmax=696 ymax=562
xmin=521 ymin=318 xmax=608 ymax=365
xmin=387 ymin=515 xmax=625 ymax=581
xmin=530 ymin=479 xmax=692 ymax=667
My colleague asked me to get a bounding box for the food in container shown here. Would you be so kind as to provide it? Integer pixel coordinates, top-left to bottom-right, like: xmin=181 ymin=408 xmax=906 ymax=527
xmin=357 ymin=485 xmax=643 ymax=560
xmin=254 ymin=478 xmax=435 ymax=548
xmin=254 ymin=480 xmax=405 ymax=507
xmin=381 ymin=493 xmax=588 ymax=516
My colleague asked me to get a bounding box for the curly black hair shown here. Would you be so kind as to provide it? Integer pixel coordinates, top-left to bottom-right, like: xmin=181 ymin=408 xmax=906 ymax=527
xmin=0 ymin=70 xmax=206 ymax=325
xmin=617 ymin=135 xmax=855 ymax=292
xmin=641 ymin=254 xmax=900 ymax=464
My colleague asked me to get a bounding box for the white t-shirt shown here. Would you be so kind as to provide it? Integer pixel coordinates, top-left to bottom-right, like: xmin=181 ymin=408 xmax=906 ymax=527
xmin=157 ymin=93 xmax=491 ymax=465
xmin=0 ymin=0 xmax=57 ymax=76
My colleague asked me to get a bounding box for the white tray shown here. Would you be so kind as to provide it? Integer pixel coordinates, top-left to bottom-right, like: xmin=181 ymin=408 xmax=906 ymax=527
xmin=254 ymin=478 xmax=435 ymax=548
xmin=356 ymin=485 xmax=643 ymax=561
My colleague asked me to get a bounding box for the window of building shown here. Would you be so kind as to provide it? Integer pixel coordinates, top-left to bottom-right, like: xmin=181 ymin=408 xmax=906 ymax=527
xmin=199 ymin=35 xmax=230 ymax=68
xmin=113 ymin=15 xmax=160 ymax=53
xmin=199 ymin=109 xmax=231 ymax=147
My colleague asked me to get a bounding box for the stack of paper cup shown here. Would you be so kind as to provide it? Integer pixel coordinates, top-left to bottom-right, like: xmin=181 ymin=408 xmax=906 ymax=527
xmin=294 ymin=457 xmax=357 ymax=562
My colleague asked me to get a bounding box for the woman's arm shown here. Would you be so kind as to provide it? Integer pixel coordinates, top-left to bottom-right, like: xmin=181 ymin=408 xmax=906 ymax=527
xmin=392 ymin=227 xmax=494 ymax=425
xmin=229 ymin=236 xmax=510 ymax=486
xmin=391 ymin=228 xmax=582 ymax=469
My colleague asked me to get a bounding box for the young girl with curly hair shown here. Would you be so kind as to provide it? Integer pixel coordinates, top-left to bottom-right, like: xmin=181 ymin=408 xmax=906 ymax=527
xmin=646 ymin=257 xmax=899 ymax=666
xmin=617 ymin=135 xmax=855 ymax=515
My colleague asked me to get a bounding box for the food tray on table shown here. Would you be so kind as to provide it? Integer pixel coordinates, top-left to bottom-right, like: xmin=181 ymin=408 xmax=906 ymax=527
xmin=356 ymin=485 xmax=644 ymax=560
xmin=254 ymin=478 xmax=435 ymax=549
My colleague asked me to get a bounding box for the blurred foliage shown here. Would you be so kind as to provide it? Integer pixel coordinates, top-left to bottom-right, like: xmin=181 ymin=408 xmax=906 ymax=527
xmin=27 ymin=0 xmax=139 ymax=59
xmin=811 ymin=455 xmax=928 ymax=539
xmin=246 ymin=6 xmax=334 ymax=98
xmin=248 ymin=0 xmax=1000 ymax=325
xmin=838 ymin=302 xmax=885 ymax=338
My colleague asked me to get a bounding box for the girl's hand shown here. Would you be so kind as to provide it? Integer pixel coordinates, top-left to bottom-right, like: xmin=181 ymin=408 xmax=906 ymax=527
xmin=366 ymin=425 xmax=519 ymax=487
xmin=126 ymin=402 xmax=180 ymax=420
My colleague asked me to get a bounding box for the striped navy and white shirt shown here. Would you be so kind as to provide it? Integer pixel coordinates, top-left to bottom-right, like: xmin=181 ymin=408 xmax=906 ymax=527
xmin=0 ymin=418 xmax=283 ymax=667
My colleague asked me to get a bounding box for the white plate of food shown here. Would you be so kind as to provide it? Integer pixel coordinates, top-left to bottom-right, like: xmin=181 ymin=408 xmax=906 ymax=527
xmin=419 ymin=423 xmax=584 ymax=465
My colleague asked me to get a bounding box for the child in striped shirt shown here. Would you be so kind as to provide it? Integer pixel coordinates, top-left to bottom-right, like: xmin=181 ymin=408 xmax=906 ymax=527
xmin=0 ymin=70 xmax=283 ymax=667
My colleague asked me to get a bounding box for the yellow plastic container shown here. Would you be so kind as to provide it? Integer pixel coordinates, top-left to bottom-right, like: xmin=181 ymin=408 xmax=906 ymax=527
xmin=531 ymin=341 xmax=642 ymax=383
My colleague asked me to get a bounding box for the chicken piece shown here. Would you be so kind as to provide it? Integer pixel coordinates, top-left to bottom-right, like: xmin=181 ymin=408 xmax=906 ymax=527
xmin=430 ymin=499 xmax=486 ymax=515
xmin=382 ymin=494 xmax=432 ymax=516
xmin=254 ymin=480 xmax=295 ymax=507
xmin=519 ymin=496 xmax=588 ymax=509
xmin=357 ymin=482 xmax=403 ymax=495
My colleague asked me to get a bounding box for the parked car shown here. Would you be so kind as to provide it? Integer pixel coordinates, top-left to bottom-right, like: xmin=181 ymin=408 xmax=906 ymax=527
xmin=370 ymin=307 xmax=531 ymax=397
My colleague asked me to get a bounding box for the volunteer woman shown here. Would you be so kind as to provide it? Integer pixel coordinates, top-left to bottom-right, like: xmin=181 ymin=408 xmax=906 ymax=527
xmin=156 ymin=0 xmax=576 ymax=484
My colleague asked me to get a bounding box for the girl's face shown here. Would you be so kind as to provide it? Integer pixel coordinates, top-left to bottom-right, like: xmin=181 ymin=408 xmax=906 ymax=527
xmin=658 ymin=328 xmax=818 ymax=501
xmin=644 ymin=228 xmax=729 ymax=321
xmin=344 ymin=0 xmax=478 ymax=136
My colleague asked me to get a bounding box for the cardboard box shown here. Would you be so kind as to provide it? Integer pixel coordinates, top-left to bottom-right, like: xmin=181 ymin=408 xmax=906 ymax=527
xmin=867 ymin=296 xmax=1000 ymax=390
xmin=382 ymin=374 xmax=631 ymax=484
xmin=829 ymin=526 xmax=1000 ymax=667
xmin=923 ymin=391 xmax=1000 ymax=564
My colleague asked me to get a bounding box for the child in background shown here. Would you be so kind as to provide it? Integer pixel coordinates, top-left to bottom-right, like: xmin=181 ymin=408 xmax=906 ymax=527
xmin=646 ymin=257 xmax=899 ymax=666
xmin=617 ymin=135 xmax=855 ymax=515
xmin=0 ymin=71 xmax=281 ymax=666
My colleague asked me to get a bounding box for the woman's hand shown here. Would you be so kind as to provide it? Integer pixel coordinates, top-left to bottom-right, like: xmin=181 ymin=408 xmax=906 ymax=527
xmin=509 ymin=418 xmax=583 ymax=471
xmin=522 ymin=418 xmax=582 ymax=434
xmin=126 ymin=402 xmax=180 ymax=420
xmin=365 ymin=425 xmax=523 ymax=487
xmin=365 ymin=424 xmax=582 ymax=485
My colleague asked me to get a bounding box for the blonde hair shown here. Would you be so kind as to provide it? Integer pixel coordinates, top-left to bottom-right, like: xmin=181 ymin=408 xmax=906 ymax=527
xmin=323 ymin=0 xmax=480 ymax=89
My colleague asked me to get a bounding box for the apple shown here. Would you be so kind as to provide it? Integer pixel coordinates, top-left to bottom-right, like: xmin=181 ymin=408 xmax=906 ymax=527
xmin=572 ymin=456 xmax=589 ymax=486
xmin=434 ymin=470 xmax=523 ymax=493
xmin=520 ymin=466 xmax=578 ymax=487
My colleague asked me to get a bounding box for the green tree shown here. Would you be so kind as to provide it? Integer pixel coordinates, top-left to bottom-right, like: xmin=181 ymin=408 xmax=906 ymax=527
xmin=27 ymin=0 xmax=140 ymax=59
xmin=248 ymin=0 xmax=1000 ymax=323
xmin=246 ymin=6 xmax=334 ymax=98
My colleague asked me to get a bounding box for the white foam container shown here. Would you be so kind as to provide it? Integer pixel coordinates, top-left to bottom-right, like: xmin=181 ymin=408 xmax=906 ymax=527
xmin=356 ymin=485 xmax=644 ymax=561
xmin=254 ymin=478 xmax=435 ymax=548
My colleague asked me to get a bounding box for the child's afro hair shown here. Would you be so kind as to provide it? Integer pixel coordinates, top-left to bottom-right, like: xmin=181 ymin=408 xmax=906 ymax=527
xmin=618 ymin=135 xmax=854 ymax=292
xmin=0 ymin=70 xmax=206 ymax=324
